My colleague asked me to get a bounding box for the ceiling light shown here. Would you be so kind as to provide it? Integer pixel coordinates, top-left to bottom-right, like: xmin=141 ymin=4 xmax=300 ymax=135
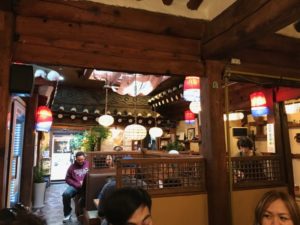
xmin=189 ymin=101 xmax=201 ymax=114
xmin=98 ymin=83 xmax=114 ymax=127
xmin=223 ymin=112 xmax=244 ymax=121
xmin=124 ymin=75 xmax=147 ymax=140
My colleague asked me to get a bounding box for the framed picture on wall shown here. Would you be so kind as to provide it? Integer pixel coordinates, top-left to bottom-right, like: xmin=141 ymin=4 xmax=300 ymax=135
xmin=187 ymin=128 xmax=195 ymax=141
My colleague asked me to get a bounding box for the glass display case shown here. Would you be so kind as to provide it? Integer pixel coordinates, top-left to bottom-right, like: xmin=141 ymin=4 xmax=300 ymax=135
xmin=6 ymin=98 xmax=26 ymax=207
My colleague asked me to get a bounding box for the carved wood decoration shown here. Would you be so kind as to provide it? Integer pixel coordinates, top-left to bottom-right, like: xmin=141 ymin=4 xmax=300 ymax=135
xmin=162 ymin=0 xmax=173 ymax=6
xmin=187 ymin=0 xmax=203 ymax=10
xmin=162 ymin=0 xmax=203 ymax=10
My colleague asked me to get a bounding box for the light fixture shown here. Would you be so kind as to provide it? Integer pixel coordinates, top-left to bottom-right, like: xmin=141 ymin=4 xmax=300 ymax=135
xmin=183 ymin=76 xmax=200 ymax=102
xmin=35 ymin=106 xmax=53 ymax=132
xmin=189 ymin=101 xmax=201 ymax=114
xmin=285 ymin=102 xmax=300 ymax=114
xmin=98 ymin=84 xmax=114 ymax=127
xmin=184 ymin=110 xmax=195 ymax=124
xmin=250 ymin=92 xmax=269 ymax=117
xmin=223 ymin=112 xmax=244 ymax=121
xmin=149 ymin=108 xmax=163 ymax=138
xmin=124 ymin=75 xmax=147 ymax=140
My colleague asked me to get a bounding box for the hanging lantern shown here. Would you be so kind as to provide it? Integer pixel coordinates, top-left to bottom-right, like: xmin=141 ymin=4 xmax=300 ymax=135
xmin=149 ymin=127 xmax=163 ymax=138
xmin=223 ymin=112 xmax=244 ymax=121
xmin=189 ymin=101 xmax=201 ymax=114
xmin=98 ymin=86 xmax=114 ymax=127
xmin=184 ymin=110 xmax=195 ymax=124
xmin=98 ymin=114 xmax=114 ymax=127
xmin=183 ymin=76 xmax=200 ymax=102
xmin=285 ymin=103 xmax=300 ymax=114
xmin=124 ymin=124 xmax=147 ymax=140
xmin=250 ymin=92 xmax=269 ymax=117
xmin=35 ymin=106 xmax=53 ymax=132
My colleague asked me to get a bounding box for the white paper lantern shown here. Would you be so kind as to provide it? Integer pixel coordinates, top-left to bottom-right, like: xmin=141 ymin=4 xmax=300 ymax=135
xmin=98 ymin=114 xmax=114 ymax=127
xmin=149 ymin=127 xmax=163 ymax=138
xmin=189 ymin=101 xmax=201 ymax=114
xmin=124 ymin=124 xmax=147 ymax=140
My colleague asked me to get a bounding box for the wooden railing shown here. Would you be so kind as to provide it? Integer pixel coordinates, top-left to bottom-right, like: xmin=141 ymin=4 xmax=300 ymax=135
xmin=115 ymin=157 xmax=206 ymax=197
xmin=231 ymin=155 xmax=286 ymax=189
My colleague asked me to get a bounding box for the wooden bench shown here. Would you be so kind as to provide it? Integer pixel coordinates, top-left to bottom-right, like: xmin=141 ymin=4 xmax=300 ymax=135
xmin=83 ymin=169 xmax=116 ymax=225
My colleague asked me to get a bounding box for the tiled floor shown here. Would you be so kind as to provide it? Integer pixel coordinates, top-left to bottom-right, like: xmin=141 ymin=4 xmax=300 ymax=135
xmin=35 ymin=183 xmax=81 ymax=225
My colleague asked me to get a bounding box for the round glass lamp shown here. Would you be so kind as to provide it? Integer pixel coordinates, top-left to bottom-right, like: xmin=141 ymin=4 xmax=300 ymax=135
xmin=149 ymin=127 xmax=163 ymax=138
xmin=124 ymin=124 xmax=147 ymax=140
xmin=98 ymin=114 xmax=114 ymax=127
xmin=189 ymin=101 xmax=201 ymax=114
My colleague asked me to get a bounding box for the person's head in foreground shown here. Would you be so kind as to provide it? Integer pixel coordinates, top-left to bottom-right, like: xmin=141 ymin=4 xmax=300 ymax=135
xmin=253 ymin=190 xmax=300 ymax=225
xmin=103 ymin=187 xmax=152 ymax=225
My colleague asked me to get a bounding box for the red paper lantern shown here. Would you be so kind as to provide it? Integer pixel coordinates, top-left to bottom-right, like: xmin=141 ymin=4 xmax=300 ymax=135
xmin=183 ymin=76 xmax=200 ymax=102
xmin=250 ymin=92 xmax=269 ymax=117
xmin=35 ymin=106 xmax=53 ymax=132
xmin=184 ymin=110 xmax=195 ymax=124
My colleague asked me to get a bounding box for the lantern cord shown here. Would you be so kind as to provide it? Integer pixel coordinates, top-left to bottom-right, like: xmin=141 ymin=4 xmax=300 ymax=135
xmin=48 ymin=79 xmax=60 ymax=107
xmin=134 ymin=74 xmax=137 ymax=124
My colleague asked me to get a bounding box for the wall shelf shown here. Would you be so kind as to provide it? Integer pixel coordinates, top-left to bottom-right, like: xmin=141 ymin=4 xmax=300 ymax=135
xmin=288 ymin=122 xmax=300 ymax=128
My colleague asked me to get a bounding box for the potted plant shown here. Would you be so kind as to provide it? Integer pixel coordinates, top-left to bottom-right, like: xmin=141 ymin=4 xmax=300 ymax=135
xmin=82 ymin=126 xmax=110 ymax=151
xmin=166 ymin=140 xmax=185 ymax=152
xmin=33 ymin=166 xmax=47 ymax=208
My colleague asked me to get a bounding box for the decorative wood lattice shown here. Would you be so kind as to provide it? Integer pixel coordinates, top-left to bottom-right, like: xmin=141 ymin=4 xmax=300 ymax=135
xmin=162 ymin=0 xmax=203 ymax=10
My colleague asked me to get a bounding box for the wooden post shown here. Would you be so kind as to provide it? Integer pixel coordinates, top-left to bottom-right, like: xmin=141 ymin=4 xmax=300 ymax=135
xmin=0 ymin=10 xmax=13 ymax=208
xmin=273 ymin=102 xmax=295 ymax=195
xmin=20 ymin=93 xmax=39 ymax=207
xmin=201 ymin=60 xmax=231 ymax=225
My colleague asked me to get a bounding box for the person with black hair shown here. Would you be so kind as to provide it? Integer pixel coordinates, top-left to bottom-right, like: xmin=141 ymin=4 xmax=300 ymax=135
xmin=102 ymin=187 xmax=152 ymax=225
xmin=97 ymin=156 xmax=147 ymax=225
xmin=0 ymin=205 xmax=46 ymax=225
xmin=233 ymin=136 xmax=265 ymax=183
xmin=235 ymin=136 xmax=261 ymax=157
xmin=62 ymin=151 xmax=89 ymax=223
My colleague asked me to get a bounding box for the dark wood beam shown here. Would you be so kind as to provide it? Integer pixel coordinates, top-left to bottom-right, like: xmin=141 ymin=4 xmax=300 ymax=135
xmin=228 ymin=63 xmax=300 ymax=79
xmin=231 ymin=48 xmax=300 ymax=72
xmin=203 ymin=0 xmax=300 ymax=58
xmin=20 ymin=94 xmax=38 ymax=207
xmin=0 ymin=11 xmax=13 ymax=208
xmin=254 ymin=34 xmax=300 ymax=55
xmin=14 ymin=42 xmax=203 ymax=76
xmin=14 ymin=0 xmax=206 ymax=39
xmin=13 ymin=16 xmax=203 ymax=75
xmin=201 ymin=61 xmax=230 ymax=225
xmin=0 ymin=0 xmax=13 ymax=11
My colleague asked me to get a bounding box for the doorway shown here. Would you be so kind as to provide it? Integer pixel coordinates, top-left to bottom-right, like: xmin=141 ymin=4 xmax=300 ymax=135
xmin=50 ymin=135 xmax=72 ymax=181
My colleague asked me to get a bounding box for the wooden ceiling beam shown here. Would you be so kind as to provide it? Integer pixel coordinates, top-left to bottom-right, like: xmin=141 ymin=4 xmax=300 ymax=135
xmin=231 ymin=48 xmax=300 ymax=72
xmin=14 ymin=16 xmax=203 ymax=75
xmin=253 ymin=34 xmax=300 ymax=55
xmin=13 ymin=42 xmax=203 ymax=76
xmin=227 ymin=63 xmax=300 ymax=81
xmin=203 ymin=0 xmax=300 ymax=58
xmin=15 ymin=16 xmax=201 ymax=56
xmin=14 ymin=0 xmax=206 ymax=39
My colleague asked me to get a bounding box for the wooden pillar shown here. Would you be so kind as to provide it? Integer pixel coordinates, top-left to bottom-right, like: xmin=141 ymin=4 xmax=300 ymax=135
xmin=20 ymin=93 xmax=39 ymax=207
xmin=201 ymin=60 xmax=231 ymax=225
xmin=0 ymin=11 xmax=13 ymax=208
xmin=273 ymin=102 xmax=294 ymax=195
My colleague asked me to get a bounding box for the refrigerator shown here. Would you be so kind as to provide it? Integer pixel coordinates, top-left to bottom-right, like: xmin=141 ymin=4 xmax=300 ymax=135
xmin=6 ymin=97 xmax=26 ymax=207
